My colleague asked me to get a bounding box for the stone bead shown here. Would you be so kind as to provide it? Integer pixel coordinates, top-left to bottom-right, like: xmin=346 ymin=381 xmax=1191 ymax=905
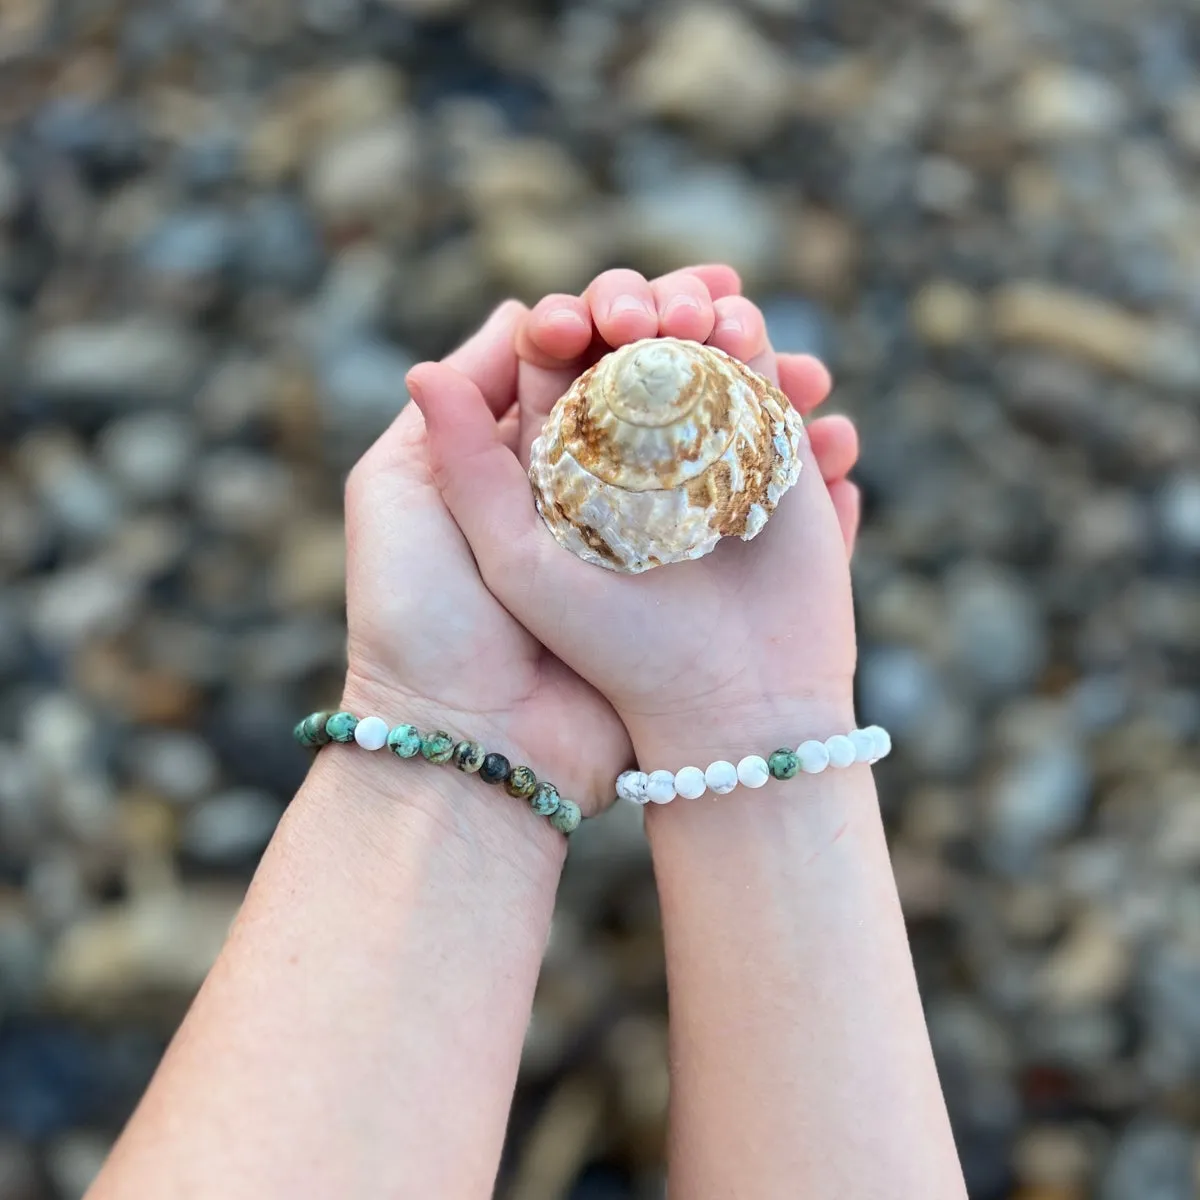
xmin=704 ymin=760 xmax=738 ymax=794
xmin=325 ymin=711 xmax=358 ymax=743
xmin=616 ymin=770 xmax=649 ymax=805
xmin=452 ymin=740 xmax=485 ymax=772
xmin=506 ymin=765 xmax=538 ymax=799
xmin=825 ymin=734 xmax=857 ymax=769
xmin=868 ymin=725 xmax=892 ymax=760
xmin=530 ymin=781 xmax=561 ymax=816
xmin=421 ymin=730 xmax=454 ymax=763
xmin=797 ymin=739 xmax=830 ymax=774
xmin=480 ymin=752 xmax=510 ymax=784
xmin=737 ymin=755 xmax=770 ymax=788
xmin=849 ymin=728 xmax=876 ymax=764
xmin=353 ymin=715 xmax=389 ymax=751
xmin=549 ymin=798 xmax=582 ymax=834
xmin=388 ymin=724 xmax=422 ymax=758
xmin=294 ymin=711 xmax=332 ymax=748
xmin=673 ymin=766 xmax=707 ymax=799
xmin=768 ymin=748 xmax=799 ymax=780
xmin=644 ymin=770 xmax=677 ymax=804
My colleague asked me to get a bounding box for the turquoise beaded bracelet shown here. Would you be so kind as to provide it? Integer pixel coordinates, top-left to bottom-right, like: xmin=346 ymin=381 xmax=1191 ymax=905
xmin=293 ymin=710 xmax=583 ymax=835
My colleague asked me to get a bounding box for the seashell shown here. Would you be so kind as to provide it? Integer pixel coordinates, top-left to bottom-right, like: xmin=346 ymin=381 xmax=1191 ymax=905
xmin=527 ymin=337 xmax=804 ymax=573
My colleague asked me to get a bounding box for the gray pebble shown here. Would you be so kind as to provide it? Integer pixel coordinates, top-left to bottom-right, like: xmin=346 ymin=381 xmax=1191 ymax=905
xmin=99 ymin=411 xmax=196 ymax=503
xmin=181 ymin=788 xmax=284 ymax=865
xmin=128 ymin=730 xmax=219 ymax=805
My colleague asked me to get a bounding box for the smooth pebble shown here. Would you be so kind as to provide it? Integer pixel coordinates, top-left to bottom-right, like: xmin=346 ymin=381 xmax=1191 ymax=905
xmin=616 ymin=770 xmax=649 ymax=804
xmin=644 ymin=770 xmax=677 ymax=804
xmin=704 ymin=760 xmax=738 ymax=794
xmin=674 ymin=765 xmax=707 ymax=799
xmin=737 ymin=755 xmax=770 ymax=788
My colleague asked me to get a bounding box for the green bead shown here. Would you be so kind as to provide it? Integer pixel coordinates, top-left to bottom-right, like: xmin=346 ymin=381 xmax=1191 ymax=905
xmin=421 ymin=730 xmax=454 ymax=763
xmin=549 ymin=798 xmax=581 ymax=834
xmin=529 ymin=781 xmax=560 ymax=817
xmin=768 ymin=748 xmax=800 ymax=780
xmin=388 ymin=724 xmax=422 ymax=759
xmin=452 ymin=740 xmax=485 ymax=773
xmin=301 ymin=711 xmax=332 ymax=747
xmin=479 ymin=753 xmax=510 ymax=785
xmin=505 ymin=765 xmax=538 ymax=799
xmin=326 ymin=712 xmax=359 ymax=743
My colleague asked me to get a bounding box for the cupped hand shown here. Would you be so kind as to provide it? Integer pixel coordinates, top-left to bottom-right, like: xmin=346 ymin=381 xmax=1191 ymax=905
xmin=409 ymin=267 xmax=862 ymax=771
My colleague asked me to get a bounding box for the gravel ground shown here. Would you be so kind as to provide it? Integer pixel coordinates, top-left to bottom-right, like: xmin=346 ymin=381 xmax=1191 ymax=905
xmin=1 ymin=2 xmax=1199 ymax=1197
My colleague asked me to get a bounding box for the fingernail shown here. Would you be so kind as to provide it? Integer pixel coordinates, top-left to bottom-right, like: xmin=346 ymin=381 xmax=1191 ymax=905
xmin=716 ymin=316 xmax=744 ymax=335
xmin=609 ymin=294 xmax=654 ymax=318
xmin=406 ymin=376 xmax=424 ymax=403
xmin=665 ymin=295 xmax=702 ymax=315
xmin=546 ymin=307 xmax=589 ymax=330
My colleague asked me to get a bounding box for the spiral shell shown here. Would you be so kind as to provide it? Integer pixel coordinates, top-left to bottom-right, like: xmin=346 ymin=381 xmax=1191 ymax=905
xmin=528 ymin=337 xmax=804 ymax=573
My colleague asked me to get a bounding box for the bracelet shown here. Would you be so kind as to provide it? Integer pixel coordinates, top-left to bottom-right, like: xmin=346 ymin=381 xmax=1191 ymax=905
xmin=293 ymin=710 xmax=583 ymax=834
xmin=616 ymin=725 xmax=892 ymax=805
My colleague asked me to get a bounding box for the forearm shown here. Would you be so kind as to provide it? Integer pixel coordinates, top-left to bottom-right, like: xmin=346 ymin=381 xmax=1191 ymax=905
xmin=639 ymin=706 xmax=965 ymax=1200
xmin=90 ymin=731 xmax=565 ymax=1200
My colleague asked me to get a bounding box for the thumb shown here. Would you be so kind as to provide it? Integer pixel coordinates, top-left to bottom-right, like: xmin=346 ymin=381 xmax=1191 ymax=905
xmin=406 ymin=361 xmax=546 ymax=603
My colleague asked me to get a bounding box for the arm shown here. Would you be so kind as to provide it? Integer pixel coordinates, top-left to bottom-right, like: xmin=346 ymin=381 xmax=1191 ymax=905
xmin=638 ymin=705 xmax=966 ymax=1200
xmin=89 ymin=703 xmax=565 ymax=1200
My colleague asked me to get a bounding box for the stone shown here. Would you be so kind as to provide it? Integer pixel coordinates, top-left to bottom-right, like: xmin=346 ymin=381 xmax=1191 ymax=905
xmin=388 ymin=724 xmax=422 ymax=759
xmin=1100 ymin=1122 xmax=1195 ymax=1200
xmin=317 ymin=338 xmax=415 ymax=439
xmin=240 ymin=194 xmax=324 ymax=290
xmin=643 ymin=771 xmax=676 ymax=805
xmin=477 ymin=209 xmax=606 ymax=298
xmin=98 ymin=411 xmax=196 ymax=503
xmin=628 ymin=6 xmax=795 ymax=145
xmin=672 ymin=766 xmax=706 ymax=800
xmin=1156 ymin=473 xmax=1200 ymax=555
xmin=306 ymin=121 xmax=419 ymax=227
xmin=768 ymin=748 xmax=800 ymax=780
xmin=127 ymin=730 xmax=219 ymax=804
xmin=30 ymin=564 xmax=139 ymax=650
xmin=181 ymin=788 xmax=284 ymax=864
xmin=987 ymin=741 xmax=1091 ymax=861
xmin=912 ymin=280 xmax=983 ymax=346
xmin=530 ymin=782 xmax=560 ymax=817
xmin=452 ymin=740 xmax=485 ymax=773
xmin=506 ymin=766 xmax=539 ymax=800
xmin=193 ymin=449 xmax=294 ymax=535
xmin=1036 ymin=914 xmax=1130 ymax=1009
xmin=549 ymin=798 xmax=582 ymax=835
xmin=139 ymin=208 xmax=239 ymax=280
xmin=46 ymin=1131 xmax=110 ymax=1200
xmin=1013 ymin=65 xmax=1128 ymax=141
xmin=353 ymin=715 xmax=389 ymax=750
xmin=420 ymin=731 xmax=455 ymax=764
xmin=736 ymin=756 xmax=770 ymax=789
xmin=479 ymin=751 xmax=510 ymax=782
xmin=26 ymin=319 xmax=202 ymax=407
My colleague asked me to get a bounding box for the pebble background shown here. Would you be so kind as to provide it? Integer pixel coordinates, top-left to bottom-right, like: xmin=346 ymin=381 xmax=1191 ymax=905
xmin=2 ymin=1 xmax=1200 ymax=1197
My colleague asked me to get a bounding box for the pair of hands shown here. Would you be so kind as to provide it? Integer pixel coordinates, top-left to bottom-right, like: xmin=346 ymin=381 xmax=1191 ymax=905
xmin=342 ymin=266 xmax=861 ymax=823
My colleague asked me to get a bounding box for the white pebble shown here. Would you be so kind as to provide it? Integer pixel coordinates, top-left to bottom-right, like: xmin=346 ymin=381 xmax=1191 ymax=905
xmin=825 ymin=734 xmax=857 ymax=769
xmin=869 ymin=726 xmax=893 ymax=761
xmin=616 ymin=770 xmax=649 ymax=805
xmin=674 ymin=766 xmax=707 ymax=799
xmin=849 ymin=728 xmax=876 ymax=764
xmin=644 ymin=769 xmax=677 ymax=804
xmin=704 ymin=760 xmax=738 ymax=795
xmin=797 ymin=739 xmax=830 ymax=774
xmin=736 ymin=755 xmax=770 ymax=788
xmin=353 ymin=715 xmax=389 ymax=751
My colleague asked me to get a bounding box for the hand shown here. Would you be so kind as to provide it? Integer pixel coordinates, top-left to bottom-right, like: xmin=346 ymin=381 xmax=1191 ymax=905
xmin=409 ymin=267 xmax=861 ymax=771
xmin=341 ymin=301 xmax=629 ymax=829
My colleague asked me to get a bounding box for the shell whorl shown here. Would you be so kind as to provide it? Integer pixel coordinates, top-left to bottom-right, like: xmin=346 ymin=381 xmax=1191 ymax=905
xmin=529 ymin=338 xmax=804 ymax=573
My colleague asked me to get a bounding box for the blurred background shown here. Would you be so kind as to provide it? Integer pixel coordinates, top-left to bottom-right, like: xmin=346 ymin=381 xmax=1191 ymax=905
xmin=1 ymin=0 xmax=1199 ymax=1197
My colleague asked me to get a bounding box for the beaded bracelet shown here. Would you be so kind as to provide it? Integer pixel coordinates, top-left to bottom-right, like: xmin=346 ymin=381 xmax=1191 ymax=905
xmin=293 ymin=710 xmax=583 ymax=834
xmin=616 ymin=724 xmax=892 ymax=805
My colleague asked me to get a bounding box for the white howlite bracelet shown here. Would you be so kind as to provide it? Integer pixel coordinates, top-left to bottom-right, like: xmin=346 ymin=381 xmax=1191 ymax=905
xmin=616 ymin=725 xmax=892 ymax=805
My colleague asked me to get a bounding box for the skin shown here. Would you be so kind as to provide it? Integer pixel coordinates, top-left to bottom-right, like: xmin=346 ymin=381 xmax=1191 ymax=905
xmin=87 ymin=267 xmax=873 ymax=1199
xmin=413 ymin=268 xmax=969 ymax=1198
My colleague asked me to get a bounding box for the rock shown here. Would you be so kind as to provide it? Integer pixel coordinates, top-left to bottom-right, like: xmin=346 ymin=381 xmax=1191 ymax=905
xmin=126 ymin=730 xmax=219 ymax=805
xmin=33 ymin=97 xmax=145 ymax=184
xmin=302 ymin=245 xmax=397 ymax=353
xmin=621 ymin=165 xmax=782 ymax=284
xmin=911 ymin=280 xmax=984 ymax=347
xmin=628 ymin=6 xmax=795 ymax=145
xmin=1036 ymin=915 xmax=1131 ymax=1010
xmin=19 ymin=433 xmax=124 ymax=543
xmin=138 ymin=208 xmax=239 ymax=280
xmin=26 ymin=319 xmax=203 ymax=407
xmin=306 ymin=121 xmax=419 ymax=228
xmin=30 ymin=563 xmax=139 ymax=650
xmin=240 ymin=194 xmax=324 ymax=290
xmin=272 ymin=519 xmax=346 ymax=610
xmin=1013 ymin=65 xmax=1128 ymax=141
xmin=783 ymin=208 xmax=860 ymax=301
xmin=317 ymin=337 xmax=414 ymax=442
xmin=45 ymin=1131 xmax=110 ymax=1200
xmin=478 ymin=209 xmax=607 ymax=298
xmin=1014 ymin=1125 xmax=1095 ymax=1192
xmin=914 ymin=155 xmax=977 ymax=215
xmin=858 ymin=645 xmax=945 ymax=735
xmin=0 ymin=1136 xmax=39 ymax=1200
xmin=760 ymin=296 xmax=834 ymax=358
xmin=0 ymin=906 xmax=43 ymax=1012
xmin=987 ymin=741 xmax=1091 ymax=861
xmin=45 ymin=886 xmax=241 ymax=1014
xmin=456 ymin=137 xmax=589 ymax=217
xmin=192 ymin=448 xmax=295 ymax=535
xmin=1156 ymin=473 xmax=1200 ymax=556
xmin=181 ymin=788 xmax=283 ymax=865
xmin=1100 ymin=1122 xmax=1195 ymax=1200
xmin=98 ymin=411 xmax=196 ymax=503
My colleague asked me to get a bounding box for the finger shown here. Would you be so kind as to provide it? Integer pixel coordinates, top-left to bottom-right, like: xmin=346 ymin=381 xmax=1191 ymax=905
xmin=406 ymin=362 xmax=545 ymax=590
xmin=585 ymin=268 xmax=658 ymax=346
xmin=517 ymin=293 xmax=593 ymax=369
xmin=442 ymin=299 xmax=527 ymax=418
xmin=829 ymin=479 xmax=861 ymax=556
xmin=497 ymin=402 xmax=520 ymax=454
xmin=707 ymin=296 xmax=770 ymax=364
xmin=650 ymin=271 xmax=716 ymax=343
xmin=806 ymin=414 xmax=860 ymax=483
xmin=681 ymin=263 xmax=742 ymax=301
xmin=778 ymin=352 xmax=834 ymax=416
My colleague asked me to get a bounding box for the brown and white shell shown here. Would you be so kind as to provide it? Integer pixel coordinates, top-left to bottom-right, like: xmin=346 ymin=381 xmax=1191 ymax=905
xmin=527 ymin=337 xmax=804 ymax=573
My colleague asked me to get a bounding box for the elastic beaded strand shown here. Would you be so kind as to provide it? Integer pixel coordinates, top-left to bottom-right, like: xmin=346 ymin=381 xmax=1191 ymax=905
xmin=388 ymin=724 xmax=422 ymax=758
xmin=325 ymin=712 xmax=358 ymax=743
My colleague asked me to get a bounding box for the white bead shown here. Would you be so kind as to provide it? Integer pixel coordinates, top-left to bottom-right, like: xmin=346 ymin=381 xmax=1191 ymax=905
xmin=869 ymin=726 xmax=892 ymax=761
xmin=849 ymin=728 xmax=876 ymax=764
xmin=644 ymin=769 xmax=677 ymax=804
xmin=674 ymin=766 xmax=707 ymax=799
xmin=353 ymin=715 xmax=389 ymax=751
xmin=825 ymin=734 xmax=857 ymax=769
xmin=616 ymin=770 xmax=649 ymax=805
xmin=797 ymin=739 xmax=830 ymax=774
xmin=736 ymin=755 xmax=770 ymax=788
xmin=704 ymin=760 xmax=738 ymax=794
